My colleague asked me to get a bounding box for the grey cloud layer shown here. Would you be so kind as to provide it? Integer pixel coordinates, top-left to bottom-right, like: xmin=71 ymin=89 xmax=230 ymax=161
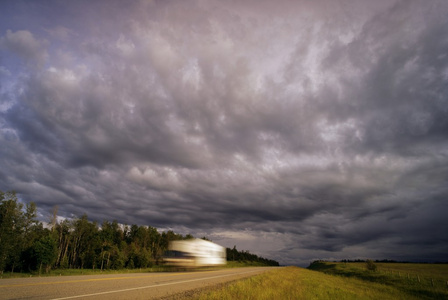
xmin=1 ymin=0 xmax=448 ymax=265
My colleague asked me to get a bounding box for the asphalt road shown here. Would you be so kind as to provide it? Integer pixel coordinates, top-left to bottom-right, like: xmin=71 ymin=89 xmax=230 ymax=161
xmin=0 ymin=267 xmax=276 ymax=299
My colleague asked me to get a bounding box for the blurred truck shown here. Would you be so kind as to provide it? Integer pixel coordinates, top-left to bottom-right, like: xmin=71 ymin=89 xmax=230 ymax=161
xmin=163 ymin=238 xmax=227 ymax=268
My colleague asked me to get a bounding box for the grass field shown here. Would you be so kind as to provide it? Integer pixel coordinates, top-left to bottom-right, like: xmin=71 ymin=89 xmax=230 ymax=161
xmin=192 ymin=263 xmax=448 ymax=299
xmin=308 ymin=261 xmax=448 ymax=299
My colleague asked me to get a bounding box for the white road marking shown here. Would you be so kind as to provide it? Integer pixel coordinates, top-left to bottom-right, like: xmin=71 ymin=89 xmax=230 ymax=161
xmin=51 ymin=269 xmax=261 ymax=299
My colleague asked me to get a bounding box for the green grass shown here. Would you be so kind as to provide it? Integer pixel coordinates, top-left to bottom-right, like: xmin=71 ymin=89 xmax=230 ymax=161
xmin=193 ymin=266 xmax=425 ymax=300
xmin=308 ymin=261 xmax=448 ymax=299
xmin=191 ymin=263 xmax=448 ymax=299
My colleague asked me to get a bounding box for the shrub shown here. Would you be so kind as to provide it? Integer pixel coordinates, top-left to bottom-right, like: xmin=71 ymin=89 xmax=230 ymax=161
xmin=365 ymin=259 xmax=377 ymax=271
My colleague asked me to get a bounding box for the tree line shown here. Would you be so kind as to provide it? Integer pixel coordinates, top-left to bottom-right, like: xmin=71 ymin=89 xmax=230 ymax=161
xmin=227 ymin=246 xmax=279 ymax=266
xmin=0 ymin=190 xmax=278 ymax=273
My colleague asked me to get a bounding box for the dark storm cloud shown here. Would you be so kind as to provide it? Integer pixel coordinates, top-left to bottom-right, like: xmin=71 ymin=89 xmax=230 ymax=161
xmin=1 ymin=0 xmax=448 ymax=265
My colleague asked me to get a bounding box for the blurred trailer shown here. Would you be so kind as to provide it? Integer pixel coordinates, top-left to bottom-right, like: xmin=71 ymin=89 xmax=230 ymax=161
xmin=164 ymin=238 xmax=226 ymax=267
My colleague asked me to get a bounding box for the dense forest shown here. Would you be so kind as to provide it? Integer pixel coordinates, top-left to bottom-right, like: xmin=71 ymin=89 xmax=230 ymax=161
xmin=0 ymin=190 xmax=278 ymax=273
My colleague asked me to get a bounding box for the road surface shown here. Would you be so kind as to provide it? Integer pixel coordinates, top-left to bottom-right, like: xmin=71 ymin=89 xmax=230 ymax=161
xmin=0 ymin=267 xmax=276 ymax=299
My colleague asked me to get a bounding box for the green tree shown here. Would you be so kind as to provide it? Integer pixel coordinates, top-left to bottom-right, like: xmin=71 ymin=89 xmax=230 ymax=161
xmin=0 ymin=191 xmax=24 ymax=272
xmin=19 ymin=202 xmax=41 ymax=272
xmin=33 ymin=234 xmax=58 ymax=273
xmin=137 ymin=247 xmax=152 ymax=268
xmin=147 ymin=226 xmax=161 ymax=263
xmin=54 ymin=219 xmax=72 ymax=269
xmin=21 ymin=222 xmax=47 ymax=272
xmin=69 ymin=215 xmax=99 ymax=269
xmin=99 ymin=220 xmax=126 ymax=269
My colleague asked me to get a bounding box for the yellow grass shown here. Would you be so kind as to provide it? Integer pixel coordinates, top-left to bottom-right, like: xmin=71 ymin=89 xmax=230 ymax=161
xmin=193 ymin=266 xmax=423 ymax=300
xmin=308 ymin=261 xmax=448 ymax=299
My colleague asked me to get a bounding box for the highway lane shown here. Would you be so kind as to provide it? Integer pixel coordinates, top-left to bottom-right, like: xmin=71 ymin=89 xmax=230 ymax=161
xmin=0 ymin=267 xmax=276 ymax=299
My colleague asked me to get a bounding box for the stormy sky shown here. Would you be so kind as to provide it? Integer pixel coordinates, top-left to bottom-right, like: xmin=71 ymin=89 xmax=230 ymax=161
xmin=1 ymin=0 xmax=448 ymax=266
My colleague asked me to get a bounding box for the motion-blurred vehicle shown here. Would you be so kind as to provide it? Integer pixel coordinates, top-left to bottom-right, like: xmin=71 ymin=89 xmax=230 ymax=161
xmin=163 ymin=238 xmax=226 ymax=268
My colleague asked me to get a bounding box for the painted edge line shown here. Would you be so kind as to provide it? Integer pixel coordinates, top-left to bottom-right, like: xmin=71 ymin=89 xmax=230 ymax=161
xmin=0 ymin=272 xmax=191 ymax=288
xmin=51 ymin=270 xmax=261 ymax=300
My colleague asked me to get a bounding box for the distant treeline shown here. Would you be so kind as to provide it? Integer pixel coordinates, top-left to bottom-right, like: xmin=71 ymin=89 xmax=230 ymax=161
xmin=340 ymin=259 xmax=402 ymax=263
xmin=341 ymin=259 xmax=448 ymax=264
xmin=313 ymin=259 xmax=448 ymax=264
xmin=0 ymin=190 xmax=278 ymax=273
xmin=226 ymin=246 xmax=279 ymax=266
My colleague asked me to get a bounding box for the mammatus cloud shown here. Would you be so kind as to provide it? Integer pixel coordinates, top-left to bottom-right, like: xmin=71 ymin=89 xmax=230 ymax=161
xmin=1 ymin=0 xmax=448 ymax=265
